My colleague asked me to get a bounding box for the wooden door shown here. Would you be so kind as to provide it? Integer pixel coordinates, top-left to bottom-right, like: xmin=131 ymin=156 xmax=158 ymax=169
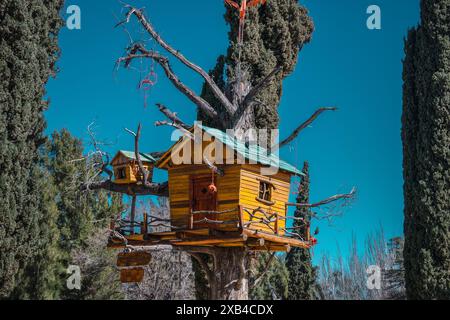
xmin=191 ymin=176 xmax=217 ymax=228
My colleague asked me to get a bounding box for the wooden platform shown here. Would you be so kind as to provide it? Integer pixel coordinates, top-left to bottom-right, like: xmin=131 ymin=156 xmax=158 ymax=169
xmin=108 ymin=227 xmax=312 ymax=252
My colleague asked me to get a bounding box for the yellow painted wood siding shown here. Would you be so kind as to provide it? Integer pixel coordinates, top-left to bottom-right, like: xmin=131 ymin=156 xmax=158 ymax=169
xmin=168 ymin=164 xmax=241 ymax=231
xmin=239 ymin=165 xmax=291 ymax=235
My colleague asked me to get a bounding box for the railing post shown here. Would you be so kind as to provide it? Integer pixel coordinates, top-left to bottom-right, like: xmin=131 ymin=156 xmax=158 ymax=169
xmin=189 ymin=209 xmax=194 ymax=230
xmin=238 ymin=205 xmax=244 ymax=231
xmin=275 ymin=213 xmax=279 ymax=235
xmin=141 ymin=212 xmax=148 ymax=235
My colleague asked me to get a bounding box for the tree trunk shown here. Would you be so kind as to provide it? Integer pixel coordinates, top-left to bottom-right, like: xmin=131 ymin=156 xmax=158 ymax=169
xmin=208 ymin=248 xmax=249 ymax=300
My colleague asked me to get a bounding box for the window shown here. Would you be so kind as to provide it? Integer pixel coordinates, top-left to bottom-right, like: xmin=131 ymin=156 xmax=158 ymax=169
xmin=116 ymin=167 xmax=127 ymax=180
xmin=256 ymin=179 xmax=277 ymax=205
xmin=258 ymin=181 xmax=272 ymax=202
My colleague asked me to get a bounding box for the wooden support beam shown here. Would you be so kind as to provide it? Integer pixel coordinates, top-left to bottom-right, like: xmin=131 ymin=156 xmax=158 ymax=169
xmin=117 ymin=251 xmax=152 ymax=267
xmin=173 ymin=237 xmax=244 ymax=246
xmin=242 ymin=229 xmax=311 ymax=249
xmin=130 ymin=195 xmax=137 ymax=235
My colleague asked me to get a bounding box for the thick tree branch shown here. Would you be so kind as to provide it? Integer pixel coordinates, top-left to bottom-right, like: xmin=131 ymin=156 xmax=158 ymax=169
xmin=81 ymin=180 xmax=169 ymax=196
xmin=154 ymin=120 xmax=194 ymax=140
xmin=117 ymin=47 xmax=218 ymax=119
xmin=287 ymin=187 xmax=357 ymax=209
xmin=119 ymin=5 xmax=236 ymax=114
xmin=278 ymin=107 xmax=338 ymax=148
xmin=156 ymin=103 xmax=190 ymax=130
xmin=190 ymin=252 xmax=214 ymax=286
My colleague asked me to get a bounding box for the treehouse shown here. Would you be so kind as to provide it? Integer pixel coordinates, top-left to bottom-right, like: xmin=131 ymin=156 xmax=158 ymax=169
xmin=111 ymin=150 xmax=156 ymax=184
xmin=109 ymin=124 xmax=317 ymax=253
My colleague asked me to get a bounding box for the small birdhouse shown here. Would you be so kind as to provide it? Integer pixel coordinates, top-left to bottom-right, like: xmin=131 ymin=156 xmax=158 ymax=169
xmin=111 ymin=150 xmax=156 ymax=184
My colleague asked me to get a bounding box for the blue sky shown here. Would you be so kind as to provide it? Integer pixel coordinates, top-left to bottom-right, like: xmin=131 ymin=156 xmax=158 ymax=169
xmin=46 ymin=0 xmax=420 ymax=264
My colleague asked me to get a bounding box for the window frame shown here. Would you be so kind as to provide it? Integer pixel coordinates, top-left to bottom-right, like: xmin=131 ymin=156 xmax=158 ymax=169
xmin=256 ymin=180 xmax=276 ymax=206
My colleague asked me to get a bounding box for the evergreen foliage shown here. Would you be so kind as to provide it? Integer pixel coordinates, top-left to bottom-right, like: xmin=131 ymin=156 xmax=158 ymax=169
xmin=250 ymin=253 xmax=289 ymax=300
xmin=45 ymin=130 xmax=124 ymax=299
xmin=402 ymin=0 xmax=450 ymax=299
xmin=285 ymin=162 xmax=317 ymax=300
xmin=199 ymin=0 xmax=314 ymax=130
xmin=0 ymin=0 xmax=64 ymax=298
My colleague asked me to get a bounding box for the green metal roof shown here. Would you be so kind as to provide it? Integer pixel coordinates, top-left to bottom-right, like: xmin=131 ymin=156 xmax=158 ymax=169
xmin=199 ymin=124 xmax=304 ymax=176
xmin=116 ymin=150 xmax=157 ymax=163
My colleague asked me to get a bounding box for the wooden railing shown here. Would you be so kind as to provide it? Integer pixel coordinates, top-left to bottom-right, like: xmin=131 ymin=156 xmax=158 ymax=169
xmin=189 ymin=207 xmax=242 ymax=230
xmin=111 ymin=204 xmax=310 ymax=242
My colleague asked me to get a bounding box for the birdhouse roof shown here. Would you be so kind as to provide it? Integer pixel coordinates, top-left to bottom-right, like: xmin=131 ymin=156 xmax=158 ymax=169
xmin=157 ymin=124 xmax=304 ymax=176
xmin=112 ymin=150 xmax=157 ymax=164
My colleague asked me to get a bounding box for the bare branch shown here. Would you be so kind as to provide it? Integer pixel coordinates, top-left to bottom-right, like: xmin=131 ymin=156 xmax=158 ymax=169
xmin=117 ymin=46 xmax=218 ymax=119
xmin=278 ymin=107 xmax=338 ymax=148
xmin=81 ymin=179 xmax=169 ymax=197
xmin=287 ymin=187 xmax=357 ymax=209
xmin=119 ymin=5 xmax=235 ymax=114
xmin=131 ymin=124 xmax=151 ymax=186
xmin=86 ymin=122 xmax=113 ymax=179
xmin=154 ymin=120 xmax=194 ymax=140
xmin=156 ymin=103 xmax=190 ymax=130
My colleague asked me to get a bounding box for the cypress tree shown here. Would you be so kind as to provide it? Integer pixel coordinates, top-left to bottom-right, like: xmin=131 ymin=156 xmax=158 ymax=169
xmin=199 ymin=0 xmax=314 ymax=130
xmin=286 ymin=162 xmax=317 ymax=300
xmin=402 ymin=0 xmax=450 ymax=299
xmin=0 ymin=0 xmax=64 ymax=298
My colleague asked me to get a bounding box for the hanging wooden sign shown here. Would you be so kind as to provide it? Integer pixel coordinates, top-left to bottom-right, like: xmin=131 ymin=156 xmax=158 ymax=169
xmin=120 ymin=267 xmax=145 ymax=283
xmin=117 ymin=251 xmax=152 ymax=267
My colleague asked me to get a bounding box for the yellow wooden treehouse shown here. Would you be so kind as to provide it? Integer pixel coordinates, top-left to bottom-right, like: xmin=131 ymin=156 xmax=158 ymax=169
xmin=109 ymin=124 xmax=316 ymax=255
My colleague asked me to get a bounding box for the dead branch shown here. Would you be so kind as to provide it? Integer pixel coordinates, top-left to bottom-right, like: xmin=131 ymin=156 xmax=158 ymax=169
xmin=156 ymin=103 xmax=190 ymax=130
xmin=81 ymin=179 xmax=169 ymax=196
xmin=287 ymin=187 xmax=357 ymax=208
xmin=278 ymin=107 xmax=338 ymax=148
xmin=117 ymin=46 xmax=217 ymax=119
xmin=154 ymin=120 xmax=194 ymax=140
xmin=87 ymin=122 xmax=113 ymax=179
xmin=119 ymin=5 xmax=235 ymax=114
xmin=125 ymin=123 xmax=151 ymax=186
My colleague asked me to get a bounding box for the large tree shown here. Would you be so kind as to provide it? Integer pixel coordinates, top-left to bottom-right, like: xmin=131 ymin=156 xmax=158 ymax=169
xmin=286 ymin=162 xmax=317 ymax=300
xmin=402 ymin=0 xmax=450 ymax=299
xmin=86 ymin=0 xmax=355 ymax=300
xmin=0 ymin=0 xmax=64 ymax=298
